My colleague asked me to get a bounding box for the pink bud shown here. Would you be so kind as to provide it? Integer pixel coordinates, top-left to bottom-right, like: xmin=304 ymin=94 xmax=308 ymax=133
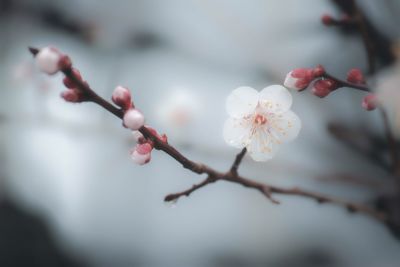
xmin=131 ymin=150 xmax=151 ymax=165
xmin=61 ymin=89 xmax=84 ymax=103
xmin=145 ymin=126 xmax=168 ymax=143
xmin=362 ymin=94 xmax=378 ymax=111
xmin=321 ymin=14 xmax=334 ymax=26
xmin=136 ymin=143 xmax=153 ymax=155
xmin=311 ymin=79 xmax=337 ymax=98
xmin=130 ymin=143 xmax=153 ymax=165
xmin=112 ymin=86 xmax=132 ymax=110
xmin=313 ymin=65 xmax=325 ymax=77
xmin=58 ymin=54 xmax=72 ymax=70
xmin=123 ymin=109 xmax=145 ymax=130
xmin=35 ymin=47 xmax=62 ymax=75
xmin=63 ymin=68 xmax=82 ymax=89
xmin=284 ymin=68 xmax=315 ymax=91
xmin=347 ymin=68 xmax=365 ymax=84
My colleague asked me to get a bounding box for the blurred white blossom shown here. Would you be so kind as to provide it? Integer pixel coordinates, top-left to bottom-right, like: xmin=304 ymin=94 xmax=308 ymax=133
xmin=377 ymin=62 xmax=400 ymax=137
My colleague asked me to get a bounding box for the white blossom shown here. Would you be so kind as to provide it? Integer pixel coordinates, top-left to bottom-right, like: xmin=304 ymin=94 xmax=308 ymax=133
xmin=35 ymin=47 xmax=62 ymax=75
xmin=223 ymin=85 xmax=301 ymax=161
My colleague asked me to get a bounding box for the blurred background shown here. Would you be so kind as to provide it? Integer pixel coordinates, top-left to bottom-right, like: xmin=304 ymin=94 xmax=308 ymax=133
xmin=1 ymin=0 xmax=400 ymax=266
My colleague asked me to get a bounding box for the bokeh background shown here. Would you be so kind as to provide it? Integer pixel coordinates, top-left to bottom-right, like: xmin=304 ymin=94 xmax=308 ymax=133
xmin=1 ymin=0 xmax=400 ymax=266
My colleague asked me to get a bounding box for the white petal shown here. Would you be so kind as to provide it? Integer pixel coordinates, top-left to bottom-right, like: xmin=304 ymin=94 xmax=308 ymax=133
xmin=269 ymin=110 xmax=301 ymax=143
xmin=223 ymin=117 xmax=251 ymax=148
xmin=259 ymin=85 xmax=293 ymax=113
xmin=226 ymin=86 xmax=259 ymax=118
xmin=247 ymin=128 xmax=279 ymax=161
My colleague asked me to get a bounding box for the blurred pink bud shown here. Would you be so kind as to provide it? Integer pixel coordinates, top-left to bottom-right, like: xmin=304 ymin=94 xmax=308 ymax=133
xmin=131 ymin=150 xmax=151 ymax=165
xmin=313 ymin=65 xmax=325 ymax=77
xmin=123 ymin=109 xmax=145 ymax=130
xmin=60 ymin=89 xmax=84 ymax=103
xmin=112 ymin=86 xmax=132 ymax=110
xmin=63 ymin=68 xmax=82 ymax=88
xmin=35 ymin=47 xmax=62 ymax=75
xmin=58 ymin=54 xmax=72 ymax=70
xmin=362 ymin=94 xmax=378 ymax=111
xmin=311 ymin=79 xmax=337 ymax=98
xmin=321 ymin=14 xmax=334 ymax=26
xmin=136 ymin=143 xmax=153 ymax=154
xmin=146 ymin=126 xmax=168 ymax=143
xmin=131 ymin=143 xmax=153 ymax=165
xmin=347 ymin=68 xmax=365 ymax=84
xmin=284 ymin=68 xmax=315 ymax=91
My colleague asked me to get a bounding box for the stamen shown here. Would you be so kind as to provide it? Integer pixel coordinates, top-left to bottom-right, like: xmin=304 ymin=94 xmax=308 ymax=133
xmin=254 ymin=114 xmax=267 ymax=125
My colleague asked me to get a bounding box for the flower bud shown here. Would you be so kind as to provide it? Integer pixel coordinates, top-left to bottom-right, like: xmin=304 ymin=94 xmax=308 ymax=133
xmin=131 ymin=150 xmax=151 ymax=165
xmin=35 ymin=47 xmax=62 ymax=75
xmin=58 ymin=54 xmax=72 ymax=70
xmin=321 ymin=14 xmax=334 ymax=26
xmin=362 ymin=94 xmax=378 ymax=111
xmin=347 ymin=68 xmax=365 ymax=84
xmin=61 ymin=89 xmax=84 ymax=103
xmin=136 ymin=143 xmax=153 ymax=154
xmin=284 ymin=68 xmax=315 ymax=91
xmin=311 ymin=79 xmax=337 ymax=98
xmin=112 ymin=86 xmax=132 ymax=110
xmin=123 ymin=109 xmax=145 ymax=130
xmin=63 ymin=68 xmax=82 ymax=88
xmin=130 ymin=143 xmax=153 ymax=165
xmin=313 ymin=65 xmax=325 ymax=77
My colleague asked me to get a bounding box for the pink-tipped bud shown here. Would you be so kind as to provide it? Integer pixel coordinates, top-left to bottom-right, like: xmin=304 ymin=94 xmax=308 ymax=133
xmin=145 ymin=126 xmax=168 ymax=143
xmin=112 ymin=86 xmax=132 ymax=110
xmin=362 ymin=94 xmax=378 ymax=111
xmin=63 ymin=68 xmax=82 ymax=88
xmin=131 ymin=150 xmax=151 ymax=165
xmin=311 ymin=79 xmax=337 ymax=98
xmin=313 ymin=65 xmax=325 ymax=77
xmin=61 ymin=89 xmax=84 ymax=103
xmin=321 ymin=14 xmax=334 ymax=26
xmin=347 ymin=68 xmax=365 ymax=84
xmin=136 ymin=143 xmax=153 ymax=154
xmin=35 ymin=47 xmax=63 ymax=75
xmin=284 ymin=68 xmax=315 ymax=91
xmin=123 ymin=109 xmax=145 ymax=130
xmin=58 ymin=54 xmax=72 ymax=70
xmin=130 ymin=143 xmax=153 ymax=165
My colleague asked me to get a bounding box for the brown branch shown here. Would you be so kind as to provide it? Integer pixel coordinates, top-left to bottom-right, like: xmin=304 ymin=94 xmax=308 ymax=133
xmin=28 ymin=47 xmax=388 ymax=223
xmin=229 ymin=148 xmax=247 ymax=175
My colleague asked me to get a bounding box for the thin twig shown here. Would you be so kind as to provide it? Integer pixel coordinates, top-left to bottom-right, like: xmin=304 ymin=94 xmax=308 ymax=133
xmin=164 ymin=176 xmax=217 ymax=202
xmin=230 ymin=148 xmax=247 ymax=175
xmin=323 ymin=72 xmax=370 ymax=92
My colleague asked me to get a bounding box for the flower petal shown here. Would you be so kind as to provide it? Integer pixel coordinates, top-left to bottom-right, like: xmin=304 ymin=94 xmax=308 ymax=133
xmin=226 ymin=86 xmax=259 ymax=118
xmin=223 ymin=117 xmax=251 ymax=148
xmin=259 ymin=85 xmax=293 ymax=113
xmin=269 ymin=110 xmax=301 ymax=143
xmin=246 ymin=128 xmax=279 ymax=161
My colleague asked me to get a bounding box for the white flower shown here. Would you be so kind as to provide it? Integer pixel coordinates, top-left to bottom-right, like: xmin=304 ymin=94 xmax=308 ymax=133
xmin=223 ymin=85 xmax=301 ymax=161
xmin=35 ymin=47 xmax=62 ymax=75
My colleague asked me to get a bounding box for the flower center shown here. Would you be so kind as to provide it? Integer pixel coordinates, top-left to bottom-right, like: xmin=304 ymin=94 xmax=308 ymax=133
xmin=254 ymin=114 xmax=267 ymax=125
